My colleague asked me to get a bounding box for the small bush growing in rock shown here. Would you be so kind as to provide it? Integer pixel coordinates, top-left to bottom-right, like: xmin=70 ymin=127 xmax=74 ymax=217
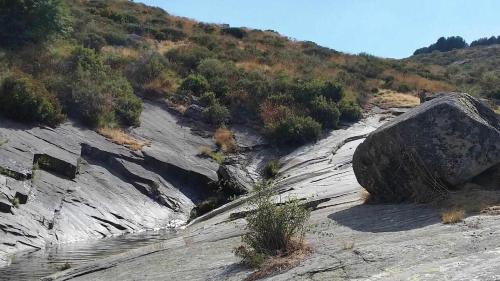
xmin=264 ymin=160 xmax=279 ymax=178
xmin=235 ymin=183 xmax=311 ymax=269
xmin=214 ymin=128 xmax=237 ymax=153
xmin=0 ymin=73 xmax=64 ymax=126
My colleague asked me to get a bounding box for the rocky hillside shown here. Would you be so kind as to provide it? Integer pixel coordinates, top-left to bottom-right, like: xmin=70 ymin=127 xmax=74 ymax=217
xmin=1 ymin=1 xmax=499 ymax=280
xmin=41 ymin=94 xmax=500 ymax=281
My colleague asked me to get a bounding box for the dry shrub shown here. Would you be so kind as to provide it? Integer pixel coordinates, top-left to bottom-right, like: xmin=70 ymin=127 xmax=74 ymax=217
xmin=360 ymin=190 xmax=373 ymax=204
xmin=441 ymin=208 xmax=465 ymax=224
xmin=342 ymin=240 xmax=355 ymax=250
xmin=438 ymin=182 xmax=500 ymax=223
xmin=243 ymin=240 xmax=312 ymax=281
xmin=384 ymin=70 xmax=455 ymax=93
xmin=214 ymin=128 xmax=237 ymax=153
xmin=371 ymin=91 xmax=420 ymax=108
xmin=259 ymin=101 xmax=288 ymax=125
xmin=199 ymin=146 xmax=225 ymax=164
xmin=97 ymin=127 xmax=146 ymax=151
xmin=101 ymin=46 xmax=140 ymax=60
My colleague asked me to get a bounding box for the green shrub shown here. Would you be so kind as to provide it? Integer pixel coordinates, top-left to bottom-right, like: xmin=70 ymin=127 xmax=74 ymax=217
xmin=338 ymin=100 xmax=362 ymax=122
xmin=190 ymin=34 xmax=219 ymax=50
xmin=267 ymin=115 xmax=321 ymax=145
xmin=103 ymin=32 xmax=131 ymax=46
xmin=264 ymin=160 xmax=279 ymax=178
xmin=68 ymin=46 xmax=105 ymax=74
xmin=67 ymin=47 xmax=142 ymax=127
xmin=199 ymin=91 xmax=217 ymax=106
xmin=179 ymin=74 xmax=209 ymax=96
xmin=0 ymin=74 xmax=64 ymax=126
xmin=197 ymin=58 xmax=236 ymax=97
xmin=322 ymin=82 xmax=344 ymax=102
xmin=309 ymin=95 xmax=340 ymax=128
xmin=0 ymin=0 xmax=72 ymax=46
xmin=82 ymin=33 xmax=106 ymax=51
xmin=235 ymin=183 xmax=310 ymax=267
xmin=134 ymin=52 xmax=168 ymax=84
xmin=203 ymin=102 xmax=230 ymax=125
xmin=296 ymin=79 xmax=324 ymax=103
xmin=165 ymin=46 xmax=213 ymax=73
xmin=221 ymin=27 xmax=247 ymax=39
xmin=153 ymin=27 xmax=186 ymax=41
xmin=397 ymin=83 xmax=412 ymax=93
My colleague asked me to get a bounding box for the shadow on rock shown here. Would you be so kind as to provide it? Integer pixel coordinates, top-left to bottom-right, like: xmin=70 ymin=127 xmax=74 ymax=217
xmin=328 ymin=203 xmax=440 ymax=233
xmin=210 ymin=263 xmax=250 ymax=281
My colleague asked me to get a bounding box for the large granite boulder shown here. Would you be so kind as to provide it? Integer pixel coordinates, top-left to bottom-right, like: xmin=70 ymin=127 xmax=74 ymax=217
xmin=353 ymin=93 xmax=500 ymax=202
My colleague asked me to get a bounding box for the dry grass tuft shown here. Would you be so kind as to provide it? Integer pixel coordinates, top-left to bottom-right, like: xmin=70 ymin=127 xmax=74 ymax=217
xmin=342 ymin=240 xmax=355 ymax=250
xmin=214 ymin=128 xmax=237 ymax=153
xmin=360 ymin=190 xmax=373 ymax=204
xmin=199 ymin=146 xmax=225 ymax=164
xmin=97 ymin=127 xmax=147 ymax=151
xmin=371 ymin=90 xmax=421 ymax=109
xmin=438 ymin=182 xmax=500 ymax=224
xmin=441 ymin=208 xmax=465 ymax=224
xmin=244 ymin=241 xmax=312 ymax=281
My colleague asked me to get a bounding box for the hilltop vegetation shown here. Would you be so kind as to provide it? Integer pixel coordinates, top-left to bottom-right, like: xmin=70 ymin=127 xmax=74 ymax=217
xmin=0 ymin=0 xmax=495 ymax=145
xmin=408 ymin=44 xmax=500 ymax=99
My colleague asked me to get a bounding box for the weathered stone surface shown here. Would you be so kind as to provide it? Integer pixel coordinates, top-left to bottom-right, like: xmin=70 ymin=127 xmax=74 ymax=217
xmin=353 ymin=93 xmax=500 ymax=202
xmin=0 ymin=196 xmax=12 ymax=213
xmin=0 ymin=101 xmax=221 ymax=267
xmin=33 ymin=153 xmax=79 ymax=179
xmin=183 ymin=104 xmax=205 ymax=121
xmin=41 ymin=111 xmax=500 ymax=281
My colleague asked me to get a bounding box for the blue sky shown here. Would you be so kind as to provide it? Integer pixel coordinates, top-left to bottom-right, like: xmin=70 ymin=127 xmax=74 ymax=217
xmin=139 ymin=0 xmax=500 ymax=58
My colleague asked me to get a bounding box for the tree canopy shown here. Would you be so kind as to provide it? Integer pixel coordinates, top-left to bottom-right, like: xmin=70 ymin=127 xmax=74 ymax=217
xmin=0 ymin=0 xmax=72 ymax=45
xmin=413 ymin=36 xmax=468 ymax=55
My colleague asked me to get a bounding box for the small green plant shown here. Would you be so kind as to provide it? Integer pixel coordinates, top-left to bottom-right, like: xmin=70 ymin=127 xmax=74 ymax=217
xmin=199 ymin=147 xmax=225 ymax=164
xmin=59 ymin=262 xmax=72 ymax=271
xmin=11 ymin=197 xmax=20 ymax=208
xmin=31 ymin=162 xmax=39 ymax=183
xmin=264 ymin=160 xmax=280 ymax=179
xmin=234 ymin=183 xmax=311 ymax=268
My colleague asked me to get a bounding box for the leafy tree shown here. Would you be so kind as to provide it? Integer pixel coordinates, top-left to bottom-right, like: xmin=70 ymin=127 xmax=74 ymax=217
xmin=413 ymin=36 xmax=468 ymax=55
xmin=0 ymin=0 xmax=72 ymax=46
xmin=470 ymin=36 xmax=500 ymax=47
